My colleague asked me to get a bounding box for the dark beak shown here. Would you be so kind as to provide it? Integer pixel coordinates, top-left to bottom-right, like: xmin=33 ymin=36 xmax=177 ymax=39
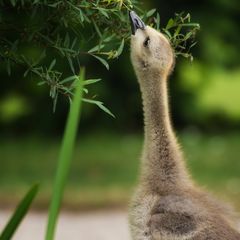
xmin=129 ymin=11 xmax=146 ymax=35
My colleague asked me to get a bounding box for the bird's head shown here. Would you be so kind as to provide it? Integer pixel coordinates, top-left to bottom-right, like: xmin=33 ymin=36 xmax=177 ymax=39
xmin=129 ymin=11 xmax=175 ymax=78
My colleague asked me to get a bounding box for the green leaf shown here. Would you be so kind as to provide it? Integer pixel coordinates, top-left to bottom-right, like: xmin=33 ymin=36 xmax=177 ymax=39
xmin=88 ymin=44 xmax=105 ymax=53
xmin=37 ymin=81 xmax=46 ymax=86
xmin=83 ymin=98 xmax=115 ymax=118
xmin=67 ymin=56 xmax=75 ymax=74
xmin=48 ymin=2 xmax=61 ymax=7
xmin=179 ymin=52 xmax=191 ymax=58
xmin=189 ymin=41 xmax=198 ymax=49
xmin=60 ymin=75 xmax=78 ymax=84
xmin=146 ymin=9 xmax=156 ymax=18
xmin=64 ymin=33 xmax=70 ymax=48
xmin=166 ymin=18 xmax=175 ymax=30
xmin=95 ymin=102 xmax=115 ymax=118
xmin=180 ymin=23 xmax=200 ymax=28
xmin=79 ymin=8 xmax=84 ymax=22
xmin=83 ymin=88 xmax=88 ymax=94
xmin=163 ymin=29 xmax=172 ymax=39
xmin=116 ymin=39 xmax=125 ymax=57
xmin=23 ymin=69 xmax=30 ymax=77
xmin=84 ymin=78 xmax=101 ymax=85
xmin=71 ymin=37 xmax=77 ymax=49
xmin=60 ymin=87 xmax=73 ymax=96
xmin=156 ymin=13 xmax=161 ymax=30
xmin=92 ymin=55 xmax=109 ymax=70
xmin=173 ymin=25 xmax=182 ymax=38
xmin=92 ymin=20 xmax=102 ymax=38
xmin=49 ymin=59 xmax=56 ymax=71
xmin=98 ymin=8 xmax=109 ymax=18
xmin=45 ymin=69 xmax=84 ymax=240
xmin=0 ymin=184 xmax=39 ymax=240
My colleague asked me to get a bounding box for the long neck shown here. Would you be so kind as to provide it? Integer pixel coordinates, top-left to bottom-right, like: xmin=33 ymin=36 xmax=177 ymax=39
xmin=138 ymin=71 xmax=191 ymax=194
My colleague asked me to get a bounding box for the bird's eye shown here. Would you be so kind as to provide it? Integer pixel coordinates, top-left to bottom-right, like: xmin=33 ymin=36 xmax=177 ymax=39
xmin=143 ymin=37 xmax=150 ymax=47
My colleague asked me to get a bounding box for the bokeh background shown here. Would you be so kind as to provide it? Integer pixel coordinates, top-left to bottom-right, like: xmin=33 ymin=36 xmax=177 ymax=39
xmin=1 ymin=0 xmax=240 ymax=214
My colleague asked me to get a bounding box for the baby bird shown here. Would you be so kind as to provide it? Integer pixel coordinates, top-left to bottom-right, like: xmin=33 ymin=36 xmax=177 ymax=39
xmin=129 ymin=11 xmax=240 ymax=240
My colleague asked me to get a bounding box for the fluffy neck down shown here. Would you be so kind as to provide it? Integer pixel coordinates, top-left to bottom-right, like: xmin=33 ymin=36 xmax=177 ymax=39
xmin=137 ymin=70 xmax=192 ymax=194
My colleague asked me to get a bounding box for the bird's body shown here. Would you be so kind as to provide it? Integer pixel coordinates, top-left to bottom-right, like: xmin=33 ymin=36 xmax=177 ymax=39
xmin=130 ymin=185 xmax=240 ymax=240
xmin=129 ymin=12 xmax=240 ymax=240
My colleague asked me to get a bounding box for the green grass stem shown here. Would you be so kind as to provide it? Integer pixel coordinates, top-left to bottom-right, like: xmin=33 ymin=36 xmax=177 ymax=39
xmin=45 ymin=69 xmax=85 ymax=240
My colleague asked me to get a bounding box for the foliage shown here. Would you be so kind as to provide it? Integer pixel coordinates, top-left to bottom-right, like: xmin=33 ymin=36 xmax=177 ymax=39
xmin=0 ymin=0 xmax=136 ymax=111
xmin=0 ymin=0 xmax=199 ymax=111
xmin=158 ymin=12 xmax=200 ymax=61
xmin=0 ymin=184 xmax=39 ymax=240
xmin=45 ymin=69 xmax=84 ymax=240
xmin=137 ymin=11 xmax=200 ymax=60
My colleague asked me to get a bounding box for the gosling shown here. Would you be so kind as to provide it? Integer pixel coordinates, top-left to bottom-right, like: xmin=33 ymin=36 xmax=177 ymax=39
xmin=129 ymin=11 xmax=240 ymax=240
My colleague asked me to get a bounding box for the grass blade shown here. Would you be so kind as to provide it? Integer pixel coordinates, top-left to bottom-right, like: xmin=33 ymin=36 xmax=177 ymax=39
xmin=45 ymin=68 xmax=85 ymax=240
xmin=0 ymin=184 xmax=39 ymax=240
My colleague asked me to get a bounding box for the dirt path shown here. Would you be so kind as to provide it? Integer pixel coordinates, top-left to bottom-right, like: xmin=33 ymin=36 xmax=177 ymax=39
xmin=0 ymin=210 xmax=131 ymax=240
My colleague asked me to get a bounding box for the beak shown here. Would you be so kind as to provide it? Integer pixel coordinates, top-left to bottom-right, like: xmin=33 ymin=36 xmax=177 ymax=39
xmin=129 ymin=11 xmax=146 ymax=35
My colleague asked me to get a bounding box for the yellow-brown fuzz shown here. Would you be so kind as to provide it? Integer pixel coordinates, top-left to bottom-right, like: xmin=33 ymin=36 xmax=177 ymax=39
xmin=129 ymin=25 xmax=240 ymax=240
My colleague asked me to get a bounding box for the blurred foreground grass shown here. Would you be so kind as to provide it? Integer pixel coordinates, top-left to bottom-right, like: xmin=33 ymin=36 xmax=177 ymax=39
xmin=0 ymin=131 xmax=240 ymax=210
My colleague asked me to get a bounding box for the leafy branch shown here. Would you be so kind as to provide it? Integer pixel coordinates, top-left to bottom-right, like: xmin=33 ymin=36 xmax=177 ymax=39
xmin=0 ymin=1 xmax=200 ymax=112
xmin=0 ymin=0 xmax=135 ymax=113
xmin=152 ymin=12 xmax=200 ymax=61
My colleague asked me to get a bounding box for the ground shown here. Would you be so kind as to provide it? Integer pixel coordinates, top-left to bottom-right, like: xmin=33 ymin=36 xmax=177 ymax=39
xmin=0 ymin=210 xmax=130 ymax=240
xmin=1 ymin=210 xmax=240 ymax=240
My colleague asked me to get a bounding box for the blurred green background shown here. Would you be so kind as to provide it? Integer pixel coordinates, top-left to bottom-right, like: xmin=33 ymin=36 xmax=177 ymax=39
xmin=0 ymin=0 xmax=240 ymax=210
